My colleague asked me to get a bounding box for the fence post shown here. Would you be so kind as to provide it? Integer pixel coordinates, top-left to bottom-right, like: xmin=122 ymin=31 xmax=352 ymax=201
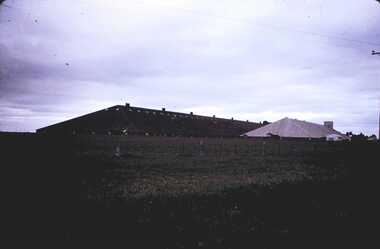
xmin=199 ymin=139 xmax=204 ymax=156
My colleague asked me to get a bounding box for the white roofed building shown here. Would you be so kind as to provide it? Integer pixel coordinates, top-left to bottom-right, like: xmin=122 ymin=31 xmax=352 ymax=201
xmin=242 ymin=117 xmax=349 ymax=140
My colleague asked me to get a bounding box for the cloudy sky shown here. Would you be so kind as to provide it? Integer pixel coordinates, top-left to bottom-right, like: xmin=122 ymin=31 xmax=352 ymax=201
xmin=0 ymin=0 xmax=379 ymax=135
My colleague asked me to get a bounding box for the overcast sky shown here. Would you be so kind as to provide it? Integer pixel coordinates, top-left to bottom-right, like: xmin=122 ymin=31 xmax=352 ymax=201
xmin=0 ymin=0 xmax=379 ymax=135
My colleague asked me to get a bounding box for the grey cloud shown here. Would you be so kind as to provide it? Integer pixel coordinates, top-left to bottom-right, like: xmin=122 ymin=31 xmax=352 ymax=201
xmin=0 ymin=0 xmax=379 ymax=135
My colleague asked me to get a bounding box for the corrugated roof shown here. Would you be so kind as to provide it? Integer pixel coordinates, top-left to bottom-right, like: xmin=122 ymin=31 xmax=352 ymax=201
xmin=242 ymin=117 xmax=349 ymax=139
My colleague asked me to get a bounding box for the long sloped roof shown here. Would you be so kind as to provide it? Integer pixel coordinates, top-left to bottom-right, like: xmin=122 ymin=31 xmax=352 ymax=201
xmin=37 ymin=104 xmax=262 ymax=137
xmin=243 ymin=117 xmax=349 ymax=139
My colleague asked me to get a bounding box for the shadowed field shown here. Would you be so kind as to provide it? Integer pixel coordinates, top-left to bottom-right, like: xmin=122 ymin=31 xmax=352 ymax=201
xmin=1 ymin=133 xmax=377 ymax=248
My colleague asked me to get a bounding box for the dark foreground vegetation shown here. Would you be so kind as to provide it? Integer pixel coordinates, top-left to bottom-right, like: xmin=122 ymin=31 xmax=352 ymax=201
xmin=1 ymin=132 xmax=378 ymax=248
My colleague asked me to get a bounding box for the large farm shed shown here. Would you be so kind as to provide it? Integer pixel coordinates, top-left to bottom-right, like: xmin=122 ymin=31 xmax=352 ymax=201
xmin=242 ymin=117 xmax=349 ymax=141
xmin=36 ymin=103 xmax=262 ymax=137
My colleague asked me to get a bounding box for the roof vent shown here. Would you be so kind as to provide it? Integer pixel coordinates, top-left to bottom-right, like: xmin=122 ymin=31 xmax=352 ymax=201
xmin=324 ymin=121 xmax=333 ymax=129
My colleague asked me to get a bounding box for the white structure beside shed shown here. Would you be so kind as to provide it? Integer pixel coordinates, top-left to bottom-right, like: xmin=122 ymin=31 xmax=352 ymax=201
xmin=242 ymin=117 xmax=349 ymax=141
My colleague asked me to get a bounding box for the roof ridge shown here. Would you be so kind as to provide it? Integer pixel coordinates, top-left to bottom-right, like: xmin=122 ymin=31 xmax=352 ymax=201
xmin=291 ymin=118 xmax=315 ymax=137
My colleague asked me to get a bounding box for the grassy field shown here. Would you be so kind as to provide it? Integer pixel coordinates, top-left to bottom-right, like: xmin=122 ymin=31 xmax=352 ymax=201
xmin=71 ymin=135 xmax=348 ymax=199
xmin=1 ymin=133 xmax=378 ymax=248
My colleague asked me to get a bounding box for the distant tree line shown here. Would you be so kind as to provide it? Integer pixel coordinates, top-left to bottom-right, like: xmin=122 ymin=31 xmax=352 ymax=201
xmin=345 ymin=132 xmax=377 ymax=141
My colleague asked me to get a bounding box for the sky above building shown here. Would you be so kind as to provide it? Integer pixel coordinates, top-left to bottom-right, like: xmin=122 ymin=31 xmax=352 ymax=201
xmin=0 ymin=0 xmax=379 ymax=135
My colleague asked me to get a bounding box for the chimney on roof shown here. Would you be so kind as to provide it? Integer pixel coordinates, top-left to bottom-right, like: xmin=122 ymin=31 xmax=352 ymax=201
xmin=324 ymin=121 xmax=333 ymax=129
xmin=125 ymin=103 xmax=130 ymax=108
xmin=190 ymin=112 xmax=193 ymax=115
xmin=162 ymin=108 xmax=166 ymax=112
xmin=213 ymin=115 xmax=215 ymax=118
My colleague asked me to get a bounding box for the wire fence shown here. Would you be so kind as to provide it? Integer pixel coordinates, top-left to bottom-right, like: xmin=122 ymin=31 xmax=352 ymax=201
xmin=66 ymin=135 xmax=354 ymax=159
